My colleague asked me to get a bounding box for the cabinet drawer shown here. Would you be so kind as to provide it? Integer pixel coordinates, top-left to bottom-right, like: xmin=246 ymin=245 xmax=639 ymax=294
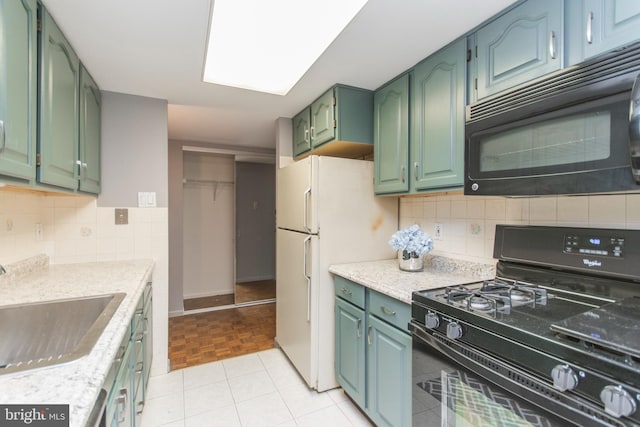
xmin=334 ymin=276 xmax=365 ymax=308
xmin=368 ymin=290 xmax=410 ymax=331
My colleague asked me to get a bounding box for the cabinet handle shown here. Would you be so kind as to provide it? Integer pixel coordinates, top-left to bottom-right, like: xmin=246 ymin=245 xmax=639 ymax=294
xmin=136 ymin=400 xmax=145 ymax=415
xmin=117 ymin=388 xmax=128 ymax=423
xmin=586 ymin=11 xmax=593 ymax=44
xmin=304 ymin=128 xmax=310 ymax=144
xmin=356 ymin=318 xmax=362 ymax=338
xmin=0 ymin=120 xmax=5 ymax=153
xmin=310 ymin=126 xmax=315 ymax=141
xmin=367 ymin=325 xmax=372 ymax=345
xmin=401 ymin=165 xmax=405 ymax=183
xmin=413 ymin=162 xmax=419 ymax=181
xmin=340 ymin=287 xmax=352 ymax=296
xmin=380 ymin=305 xmax=396 ymax=316
xmin=549 ymin=31 xmax=556 ymax=59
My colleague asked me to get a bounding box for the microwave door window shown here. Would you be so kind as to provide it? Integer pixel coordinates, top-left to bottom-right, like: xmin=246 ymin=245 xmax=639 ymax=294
xmin=479 ymin=112 xmax=611 ymax=174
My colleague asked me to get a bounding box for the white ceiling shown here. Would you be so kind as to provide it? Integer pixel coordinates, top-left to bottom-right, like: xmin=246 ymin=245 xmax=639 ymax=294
xmin=42 ymin=0 xmax=517 ymax=151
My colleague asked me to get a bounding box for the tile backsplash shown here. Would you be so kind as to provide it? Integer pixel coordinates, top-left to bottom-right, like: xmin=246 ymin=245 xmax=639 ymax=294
xmin=0 ymin=188 xmax=167 ymax=265
xmin=400 ymin=193 xmax=640 ymax=264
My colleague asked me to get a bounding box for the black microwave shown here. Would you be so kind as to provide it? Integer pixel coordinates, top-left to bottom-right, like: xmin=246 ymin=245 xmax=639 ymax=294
xmin=465 ymin=42 xmax=640 ymax=196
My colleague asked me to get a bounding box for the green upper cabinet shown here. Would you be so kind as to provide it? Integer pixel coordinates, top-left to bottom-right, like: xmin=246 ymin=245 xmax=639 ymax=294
xmin=310 ymin=88 xmax=335 ymax=148
xmin=410 ymin=38 xmax=465 ymax=192
xmin=38 ymin=7 xmax=80 ymax=191
xmin=0 ymin=0 xmax=37 ymax=183
xmin=374 ymin=74 xmax=409 ymax=194
xmin=293 ymin=85 xmax=373 ymax=159
xmin=567 ymin=0 xmax=640 ymax=65
xmin=79 ymin=65 xmax=101 ymax=194
xmin=292 ymin=107 xmax=311 ymax=157
xmin=474 ymin=0 xmax=563 ymax=101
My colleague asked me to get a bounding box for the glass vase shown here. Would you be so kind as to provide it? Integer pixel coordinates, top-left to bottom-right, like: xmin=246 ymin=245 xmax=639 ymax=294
xmin=398 ymin=250 xmax=424 ymax=272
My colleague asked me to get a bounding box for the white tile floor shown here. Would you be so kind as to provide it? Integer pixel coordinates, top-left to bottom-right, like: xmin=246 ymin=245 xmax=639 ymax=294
xmin=141 ymin=348 xmax=375 ymax=427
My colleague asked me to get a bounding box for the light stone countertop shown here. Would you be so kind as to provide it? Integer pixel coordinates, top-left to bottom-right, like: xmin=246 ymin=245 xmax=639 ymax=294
xmin=0 ymin=256 xmax=154 ymax=427
xmin=329 ymin=255 xmax=496 ymax=304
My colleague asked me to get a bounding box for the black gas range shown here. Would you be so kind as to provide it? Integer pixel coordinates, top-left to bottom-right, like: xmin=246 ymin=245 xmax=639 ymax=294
xmin=410 ymin=225 xmax=640 ymax=427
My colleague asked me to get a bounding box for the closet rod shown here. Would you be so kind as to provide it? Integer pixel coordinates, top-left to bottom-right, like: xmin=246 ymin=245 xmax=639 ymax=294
xmin=182 ymin=178 xmax=234 ymax=185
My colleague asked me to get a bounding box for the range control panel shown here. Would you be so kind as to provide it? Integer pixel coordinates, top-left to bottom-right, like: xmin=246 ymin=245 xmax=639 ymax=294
xmin=564 ymin=234 xmax=625 ymax=258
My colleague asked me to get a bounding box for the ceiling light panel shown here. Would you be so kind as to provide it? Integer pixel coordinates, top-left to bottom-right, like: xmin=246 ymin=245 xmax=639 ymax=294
xmin=203 ymin=0 xmax=368 ymax=95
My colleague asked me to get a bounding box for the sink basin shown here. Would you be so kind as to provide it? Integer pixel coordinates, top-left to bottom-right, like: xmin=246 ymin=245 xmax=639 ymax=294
xmin=0 ymin=293 xmax=125 ymax=375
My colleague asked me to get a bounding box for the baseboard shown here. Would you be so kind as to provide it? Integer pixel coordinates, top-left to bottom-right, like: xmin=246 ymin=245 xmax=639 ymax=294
xmin=169 ymin=309 xmax=184 ymax=318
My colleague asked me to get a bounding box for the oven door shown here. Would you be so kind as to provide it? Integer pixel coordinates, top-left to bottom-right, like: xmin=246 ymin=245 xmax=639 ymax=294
xmin=410 ymin=321 xmax=619 ymax=427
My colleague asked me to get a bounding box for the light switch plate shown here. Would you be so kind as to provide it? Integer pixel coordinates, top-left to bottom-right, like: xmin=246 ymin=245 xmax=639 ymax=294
xmin=138 ymin=192 xmax=157 ymax=208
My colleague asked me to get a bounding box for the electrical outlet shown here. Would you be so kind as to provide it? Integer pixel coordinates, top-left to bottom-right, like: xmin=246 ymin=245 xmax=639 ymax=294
xmin=434 ymin=223 xmax=443 ymax=240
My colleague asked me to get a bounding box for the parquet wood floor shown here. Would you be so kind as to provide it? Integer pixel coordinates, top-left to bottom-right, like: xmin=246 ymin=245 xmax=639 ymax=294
xmin=168 ymin=302 xmax=276 ymax=370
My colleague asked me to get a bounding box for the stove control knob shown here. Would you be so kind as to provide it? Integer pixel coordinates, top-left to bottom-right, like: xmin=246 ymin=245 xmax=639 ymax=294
xmin=446 ymin=322 xmax=463 ymax=340
xmin=600 ymin=385 xmax=637 ymax=418
xmin=551 ymin=365 xmax=578 ymax=391
xmin=425 ymin=312 xmax=440 ymax=329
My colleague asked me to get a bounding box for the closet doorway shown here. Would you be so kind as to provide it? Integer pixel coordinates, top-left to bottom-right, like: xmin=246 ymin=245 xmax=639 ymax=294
xmin=181 ymin=150 xmax=275 ymax=312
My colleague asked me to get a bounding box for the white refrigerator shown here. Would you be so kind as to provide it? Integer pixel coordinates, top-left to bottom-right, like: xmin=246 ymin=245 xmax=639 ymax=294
xmin=276 ymin=155 xmax=398 ymax=391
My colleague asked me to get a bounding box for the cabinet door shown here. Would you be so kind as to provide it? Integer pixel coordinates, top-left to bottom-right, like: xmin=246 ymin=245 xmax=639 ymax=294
xmin=310 ymin=88 xmax=335 ymax=148
xmin=0 ymin=0 xmax=37 ymax=182
xmin=335 ymin=297 xmax=366 ymax=408
xmin=38 ymin=8 xmax=80 ymax=190
xmin=79 ymin=65 xmax=101 ymax=194
xmin=374 ymin=74 xmax=409 ymax=194
xmin=475 ymin=0 xmax=563 ymax=100
xmin=583 ymin=0 xmax=640 ymax=59
xmin=292 ymin=108 xmax=311 ymax=157
xmin=367 ymin=314 xmax=411 ymax=427
xmin=411 ymin=39 xmax=465 ymax=191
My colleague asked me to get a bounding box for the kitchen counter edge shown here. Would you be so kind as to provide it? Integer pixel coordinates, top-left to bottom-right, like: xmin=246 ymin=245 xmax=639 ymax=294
xmin=329 ymin=255 xmax=495 ymax=304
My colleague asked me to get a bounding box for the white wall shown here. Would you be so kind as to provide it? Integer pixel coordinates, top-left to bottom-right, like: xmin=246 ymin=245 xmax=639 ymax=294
xmin=399 ymin=193 xmax=640 ymax=264
xmin=182 ymin=152 xmax=235 ymax=299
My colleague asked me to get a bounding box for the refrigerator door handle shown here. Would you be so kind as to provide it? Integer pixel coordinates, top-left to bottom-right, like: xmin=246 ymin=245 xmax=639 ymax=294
xmin=303 ymin=187 xmax=312 ymax=232
xmin=303 ymin=235 xmax=312 ymax=322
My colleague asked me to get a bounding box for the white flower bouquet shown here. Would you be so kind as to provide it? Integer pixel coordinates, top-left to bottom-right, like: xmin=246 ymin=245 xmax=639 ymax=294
xmin=389 ymin=225 xmax=433 ymax=271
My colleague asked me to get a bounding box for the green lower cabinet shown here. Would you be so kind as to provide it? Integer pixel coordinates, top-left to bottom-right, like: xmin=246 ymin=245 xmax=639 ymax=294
xmin=334 ymin=277 xmax=411 ymax=426
xmin=335 ymin=297 xmax=366 ymax=408
xmin=367 ymin=314 xmax=412 ymax=427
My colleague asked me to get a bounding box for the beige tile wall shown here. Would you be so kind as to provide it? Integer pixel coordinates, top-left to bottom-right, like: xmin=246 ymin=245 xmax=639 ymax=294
xmin=400 ymin=193 xmax=640 ymax=264
xmin=0 ymin=188 xmax=167 ymax=266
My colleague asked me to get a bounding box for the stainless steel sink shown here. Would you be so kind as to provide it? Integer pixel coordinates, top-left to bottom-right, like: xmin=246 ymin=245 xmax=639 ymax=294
xmin=0 ymin=293 xmax=125 ymax=375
